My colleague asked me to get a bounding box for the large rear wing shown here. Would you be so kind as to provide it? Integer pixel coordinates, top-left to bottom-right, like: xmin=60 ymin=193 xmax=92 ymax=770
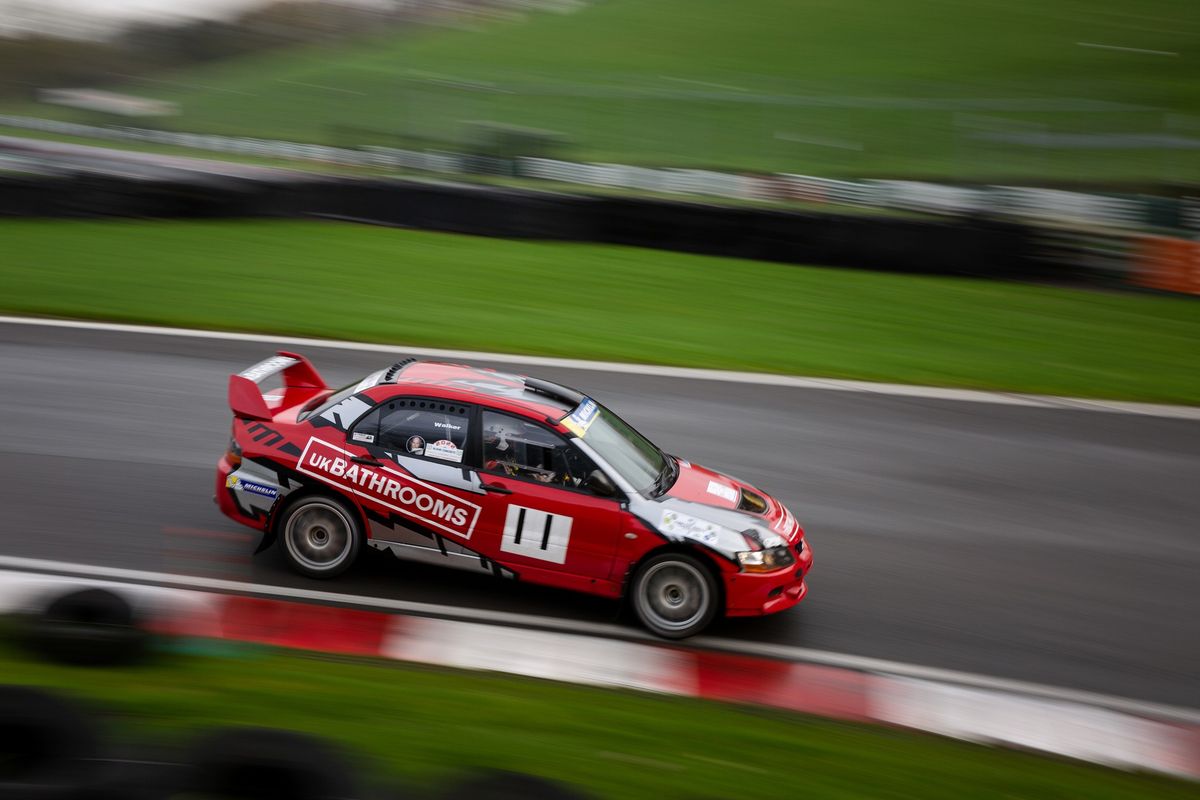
xmin=228 ymin=351 xmax=327 ymax=420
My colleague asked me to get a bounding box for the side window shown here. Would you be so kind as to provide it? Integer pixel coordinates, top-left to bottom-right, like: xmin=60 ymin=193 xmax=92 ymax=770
xmin=481 ymin=410 xmax=598 ymax=491
xmin=348 ymin=408 xmax=380 ymax=446
xmin=377 ymin=399 xmax=471 ymax=464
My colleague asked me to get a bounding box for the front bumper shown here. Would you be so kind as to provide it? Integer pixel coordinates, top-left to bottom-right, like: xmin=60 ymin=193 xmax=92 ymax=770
xmin=723 ymin=538 xmax=813 ymax=617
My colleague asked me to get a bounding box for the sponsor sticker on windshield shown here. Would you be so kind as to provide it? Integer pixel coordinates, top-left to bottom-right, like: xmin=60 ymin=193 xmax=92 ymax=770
xmin=561 ymin=397 xmax=599 ymax=438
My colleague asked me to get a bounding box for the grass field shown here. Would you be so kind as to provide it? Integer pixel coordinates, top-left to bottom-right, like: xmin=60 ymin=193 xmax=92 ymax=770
xmin=9 ymin=0 xmax=1198 ymax=182
xmin=2 ymin=220 xmax=1198 ymax=404
xmin=0 ymin=637 xmax=1191 ymax=799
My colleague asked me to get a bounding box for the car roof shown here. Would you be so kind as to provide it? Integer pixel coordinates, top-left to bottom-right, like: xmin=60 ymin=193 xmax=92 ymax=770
xmin=376 ymin=360 xmax=579 ymax=421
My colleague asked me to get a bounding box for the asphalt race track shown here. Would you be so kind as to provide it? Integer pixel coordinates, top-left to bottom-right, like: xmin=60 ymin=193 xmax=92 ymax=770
xmin=1 ymin=321 xmax=1197 ymax=707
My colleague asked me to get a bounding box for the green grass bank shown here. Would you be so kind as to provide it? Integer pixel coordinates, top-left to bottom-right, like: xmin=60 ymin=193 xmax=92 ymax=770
xmin=2 ymin=220 xmax=1197 ymax=404
xmin=0 ymin=638 xmax=1191 ymax=799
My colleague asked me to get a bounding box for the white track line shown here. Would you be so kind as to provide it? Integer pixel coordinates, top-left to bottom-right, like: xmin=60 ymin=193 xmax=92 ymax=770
xmin=1 ymin=553 xmax=1196 ymax=725
xmin=1 ymin=315 xmax=1197 ymax=419
xmin=1077 ymin=42 xmax=1179 ymax=56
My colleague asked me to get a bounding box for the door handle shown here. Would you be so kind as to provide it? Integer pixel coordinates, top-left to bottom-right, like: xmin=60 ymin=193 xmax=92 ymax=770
xmin=479 ymin=481 xmax=513 ymax=495
xmin=351 ymin=455 xmax=382 ymax=466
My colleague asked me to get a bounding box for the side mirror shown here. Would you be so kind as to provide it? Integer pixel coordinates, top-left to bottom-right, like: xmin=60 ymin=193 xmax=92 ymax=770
xmin=585 ymin=469 xmax=617 ymax=498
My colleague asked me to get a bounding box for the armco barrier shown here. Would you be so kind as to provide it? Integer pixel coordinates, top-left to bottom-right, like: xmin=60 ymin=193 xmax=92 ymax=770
xmin=584 ymin=196 xmax=1040 ymax=277
xmin=309 ymin=179 xmax=592 ymax=240
xmin=5 ymin=114 xmax=1194 ymax=232
xmin=0 ymin=173 xmax=1068 ymax=281
xmin=0 ymin=173 xmax=289 ymax=220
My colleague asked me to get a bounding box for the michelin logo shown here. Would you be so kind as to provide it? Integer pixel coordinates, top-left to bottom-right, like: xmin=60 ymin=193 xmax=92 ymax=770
xmin=226 ymin=474 xmax=279 ymax=499
xmin=562 ymin=397 xmax=599 ymax=438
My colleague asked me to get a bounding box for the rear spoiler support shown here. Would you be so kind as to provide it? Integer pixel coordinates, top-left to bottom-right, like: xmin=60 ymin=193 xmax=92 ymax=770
xmin=228 ymin=351 xmax=326 ymax=420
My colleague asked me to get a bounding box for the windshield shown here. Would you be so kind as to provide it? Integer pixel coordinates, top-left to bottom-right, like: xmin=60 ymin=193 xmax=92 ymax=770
xmin=572 ymin=405 xmax=669 ymax=494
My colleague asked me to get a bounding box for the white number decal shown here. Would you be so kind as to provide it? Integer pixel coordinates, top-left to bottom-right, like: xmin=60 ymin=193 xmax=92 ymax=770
xmin=501 ymin=505 xmax=573 ymax=564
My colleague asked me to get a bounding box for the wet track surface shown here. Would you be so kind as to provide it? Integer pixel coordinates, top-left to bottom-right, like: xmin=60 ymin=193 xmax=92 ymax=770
xmin=1 ymin=322 xmax=1197 ymax=706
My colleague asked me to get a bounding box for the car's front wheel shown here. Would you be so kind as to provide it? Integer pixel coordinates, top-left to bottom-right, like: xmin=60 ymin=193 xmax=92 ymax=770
xmin=279 ymin=495 xmax=362 ymax=579
xmin=630 ymin=552 xmax=720 ymax=639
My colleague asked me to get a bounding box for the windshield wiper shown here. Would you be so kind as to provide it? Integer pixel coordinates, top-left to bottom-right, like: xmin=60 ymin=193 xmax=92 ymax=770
xmin=652 ymin=454 xmax=677 ymax=497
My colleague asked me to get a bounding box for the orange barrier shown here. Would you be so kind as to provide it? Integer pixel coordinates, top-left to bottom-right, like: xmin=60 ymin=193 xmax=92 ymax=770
xmin=1132 ymin=236 xmax=1200 ymax=295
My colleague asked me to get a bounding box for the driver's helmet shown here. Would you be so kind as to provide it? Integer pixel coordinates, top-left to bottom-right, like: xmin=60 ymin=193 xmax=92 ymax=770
xmin=483 ymin=418 xmax=562 ymax=477
xmin=484 ymin=418 xmax=559 ymax=451
xmin=482 ymin=418 xmax=521 ymax=454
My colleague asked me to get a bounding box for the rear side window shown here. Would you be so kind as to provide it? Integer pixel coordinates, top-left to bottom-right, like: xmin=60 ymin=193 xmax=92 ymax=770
xmin=377 ymin=399 xmax=471 ymax=464
xmin=298 ymin=382 xmax=357 ymax=421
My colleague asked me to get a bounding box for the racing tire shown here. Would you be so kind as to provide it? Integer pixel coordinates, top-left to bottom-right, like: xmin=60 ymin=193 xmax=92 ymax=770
xmin=0 ymin=685 xmax=102 ymax=799
xmin=21 ymin=587 xmax=149 ymax=667
xmin=278 ymin=494 xmax=362 ymax=579
xmin=180 ymin=727 xmax=362 ymax=800
xmin=629 ymin=552 xmax=720 ymax=639
xmin=439 ymin=769 xmax=593 ymax=800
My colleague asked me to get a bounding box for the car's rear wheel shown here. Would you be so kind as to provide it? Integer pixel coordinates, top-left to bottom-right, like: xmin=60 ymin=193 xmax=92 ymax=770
xmin=630 ymin=552 xmax=720 ymax=639
xmin=279 ymin=495 xmax=361 ymax=579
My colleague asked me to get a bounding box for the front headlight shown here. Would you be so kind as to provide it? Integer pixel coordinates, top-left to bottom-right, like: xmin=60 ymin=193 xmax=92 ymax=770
xmin=736 ymin=545 xmax=795 ymax=573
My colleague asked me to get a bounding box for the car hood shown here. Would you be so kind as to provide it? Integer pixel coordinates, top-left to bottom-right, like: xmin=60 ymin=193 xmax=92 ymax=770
xmin=654 ymin=458 xmax=802 ymax=545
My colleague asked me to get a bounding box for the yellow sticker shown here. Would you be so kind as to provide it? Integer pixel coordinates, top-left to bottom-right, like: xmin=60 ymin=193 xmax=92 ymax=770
xmin=561 ymin=397 xmax=599 ymax=438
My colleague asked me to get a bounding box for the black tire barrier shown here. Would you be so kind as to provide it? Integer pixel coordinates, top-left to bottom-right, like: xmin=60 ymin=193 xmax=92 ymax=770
xmin=438 ymin=770 xmax=594 ymax=800
xmin=180 ymin=727 xmax=365 ymax=800
xmin=0 ymin=173 xmax=1077 ymax=283
xmin=0 ymin=685 xmax=102 ymax=800
xmin=0 ymin=684 xmax=596 ymax=800
xmin=20 ymin=587 xmax=150 ymax=667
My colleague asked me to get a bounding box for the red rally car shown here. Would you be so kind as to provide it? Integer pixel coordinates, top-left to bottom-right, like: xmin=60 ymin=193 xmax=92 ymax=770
xmin=215 ymin=352 xmax=812 ymax=638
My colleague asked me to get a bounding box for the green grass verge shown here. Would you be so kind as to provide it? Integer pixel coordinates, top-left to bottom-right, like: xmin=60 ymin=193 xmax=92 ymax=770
xmin=7 ymin=0 xmax=1198 ymax=182
xmin=0 ymin=638 xmax=1191 ymax=799
xmin=2 ymin=220 xmax=1198 ymax=404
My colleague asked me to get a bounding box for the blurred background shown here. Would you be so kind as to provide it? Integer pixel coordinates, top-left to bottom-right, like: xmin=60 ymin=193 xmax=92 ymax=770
xmin=2 ymin=1 xmax=1199 ymax=190
xmin=0 ymin=2 xmax=1198 ymax=798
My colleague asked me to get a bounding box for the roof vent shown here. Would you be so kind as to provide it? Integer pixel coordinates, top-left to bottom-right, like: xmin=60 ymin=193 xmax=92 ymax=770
xmin=383 ymin=358 xmax=417 ymax=382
